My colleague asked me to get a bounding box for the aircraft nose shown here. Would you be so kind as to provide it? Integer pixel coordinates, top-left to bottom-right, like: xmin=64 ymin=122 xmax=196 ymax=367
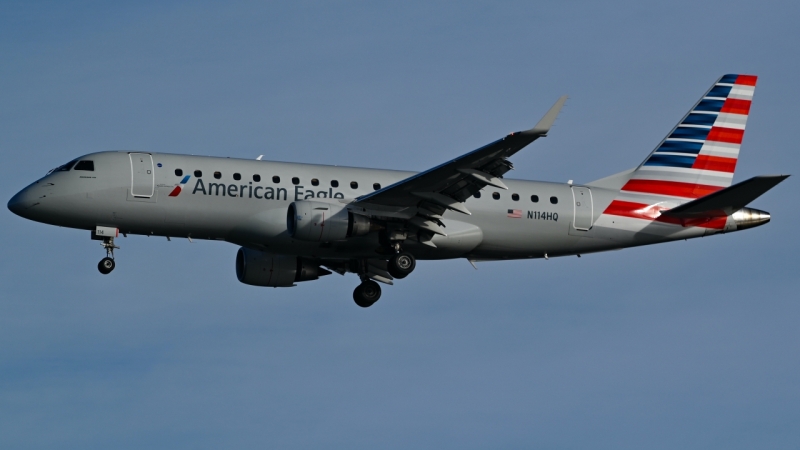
xmin=7 ymin=188 xmax=34 ymax=218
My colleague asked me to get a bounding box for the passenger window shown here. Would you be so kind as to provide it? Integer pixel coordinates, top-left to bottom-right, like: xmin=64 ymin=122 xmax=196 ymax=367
xmin=373 ymin=183 xmax=381 ymax=190
xmin=233 ymin=173 xmax=241 ymax=181
xmin=350 ymin=181 xmax=358 ymax=189
xmin=194 ymin=170 xmax=202 ymax=177
xmin=175 ymin=169 xmax=183 ymax=177
xmin=272 ymin=176 xmax=280 ymax=183
xmin=292 ymin=177 xmax=300 ymax=185
xmin=511 ymin=193 xmax=519 ymax=201
xmin=474 ymin=192 xmax=481 ymax=198
xmin=55 ymin=160 xmax=78 ymax=172
xmin=531 ymin=195 xmax=539 ymax=203
xmin=214 ymin=171 xmax=222 ymax=179
xmin=311 ymin=178 xmax=319 ymax=186
xmin=331 ymin=180 xmax=339 ymax=188
xmin=253 ymin=174 xmax=261 ymax=182
xmin=492 ymin=192 xmax=500 ymax=200
xmin=74 ymin=160 xmax=94 ymax=171
xmin=550 ymin=196 xmax=558 ymax=204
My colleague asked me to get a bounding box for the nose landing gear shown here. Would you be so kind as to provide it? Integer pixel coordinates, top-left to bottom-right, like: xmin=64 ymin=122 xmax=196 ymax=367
xmin=98 ymin=257 xmax=115 ymax=274
xmin=97 ymin=236 xmax=119 ymax=275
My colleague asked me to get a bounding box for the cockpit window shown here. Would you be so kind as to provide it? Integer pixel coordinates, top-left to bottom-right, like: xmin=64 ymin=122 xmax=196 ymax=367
xmin=74 ymin=160 xmax=94 ymax=171
xmin=53 ymin=160 xmax=78 ymax=173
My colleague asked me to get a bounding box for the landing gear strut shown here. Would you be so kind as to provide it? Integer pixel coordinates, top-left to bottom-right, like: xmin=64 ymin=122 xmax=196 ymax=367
xmin=353 ymin=279 xmax=381 ymax=308
xmin=388 ymin=251 xmax=415 ymax=279
xmin=97 ymin=236 xmax=119 ymax=275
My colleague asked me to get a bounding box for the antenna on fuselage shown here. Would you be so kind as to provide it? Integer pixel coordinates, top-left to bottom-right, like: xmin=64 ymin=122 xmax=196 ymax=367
xmin=256 ymin=155 xmax=263 ymax=160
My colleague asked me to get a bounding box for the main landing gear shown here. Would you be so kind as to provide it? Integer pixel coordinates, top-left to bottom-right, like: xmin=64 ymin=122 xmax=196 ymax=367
xmin=352 ymin=251 xmax=416 ymax=308
xmin=388 ymin=251 xmax=415 ymax=279
xmin=353 ymin=279 xmax=381 ymax=308
xmin=97 ymin=236 xmax=119 ymax=275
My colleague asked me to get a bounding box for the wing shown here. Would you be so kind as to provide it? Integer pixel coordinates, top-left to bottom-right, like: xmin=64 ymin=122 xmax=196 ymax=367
xmin=355 ymin=96 xmax=567 ymax=211
xmin=349 ymin=96 xmax=567 ymax=245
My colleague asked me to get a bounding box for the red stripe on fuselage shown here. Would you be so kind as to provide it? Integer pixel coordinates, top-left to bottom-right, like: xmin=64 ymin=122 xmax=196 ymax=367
xmin=168 ymin=186 xmax=182 ymax=197
xmin=603 ymin=200 xmax=665 ymax=220
xmin=602 ymin=200 xmax=727 ymax=229
xmin=692 ymin=155 xmax=737 ymax=173
xmin=621 ymin=179 xmax=723 ymax=199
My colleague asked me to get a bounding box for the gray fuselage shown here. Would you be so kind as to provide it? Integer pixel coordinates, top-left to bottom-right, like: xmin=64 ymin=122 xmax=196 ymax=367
xmin=9 ymin=151 xmax=723 ymax=263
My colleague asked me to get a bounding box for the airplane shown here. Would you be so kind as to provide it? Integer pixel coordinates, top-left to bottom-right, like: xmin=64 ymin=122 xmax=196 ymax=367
xmin=7 ymin=74 xmax=788 ymax=307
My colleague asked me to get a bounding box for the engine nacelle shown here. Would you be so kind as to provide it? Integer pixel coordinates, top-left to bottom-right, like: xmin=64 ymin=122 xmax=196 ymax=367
xmin=235 ymin=247 xmax=328 ymax=287
xmin=287 ymin=200 xmax=374 ymax=242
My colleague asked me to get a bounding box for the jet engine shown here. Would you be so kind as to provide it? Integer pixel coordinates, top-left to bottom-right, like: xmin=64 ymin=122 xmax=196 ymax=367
xmin=287 ymin=201 xmax=374 ymax=242
xmin=235 ymin=247 xmax=330 ymax=287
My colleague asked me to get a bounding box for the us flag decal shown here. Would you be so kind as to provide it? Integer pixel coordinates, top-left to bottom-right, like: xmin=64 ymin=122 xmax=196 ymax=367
xmin=507 ymin=209 xmax=522 ymax=218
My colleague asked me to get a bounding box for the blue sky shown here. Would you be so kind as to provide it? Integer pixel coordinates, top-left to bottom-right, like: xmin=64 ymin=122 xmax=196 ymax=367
xmin=1 ymin=1 xmax=798 ymax=448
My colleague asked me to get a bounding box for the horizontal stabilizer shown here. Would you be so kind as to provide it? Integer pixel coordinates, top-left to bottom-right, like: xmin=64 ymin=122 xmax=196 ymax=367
xmin=662 ymin=175 xmax=789 ymax=219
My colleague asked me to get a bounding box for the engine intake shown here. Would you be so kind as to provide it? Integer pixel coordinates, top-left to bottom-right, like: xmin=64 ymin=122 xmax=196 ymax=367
xmin=235 ymin=247 xmax=330 ymax=287
xmin=287 ymin=200 xmax=375 ymax=242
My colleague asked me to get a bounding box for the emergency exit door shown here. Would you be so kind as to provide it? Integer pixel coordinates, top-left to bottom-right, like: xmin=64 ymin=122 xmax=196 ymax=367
xmin=130 ymin=153 xmax=154 ymax=198
xmin=571 ymin=186 xmax=593 ymax=231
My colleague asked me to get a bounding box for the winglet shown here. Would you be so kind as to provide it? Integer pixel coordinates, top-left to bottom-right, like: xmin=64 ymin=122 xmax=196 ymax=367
xmin=526 ymin=95 xmax=568 ymax=136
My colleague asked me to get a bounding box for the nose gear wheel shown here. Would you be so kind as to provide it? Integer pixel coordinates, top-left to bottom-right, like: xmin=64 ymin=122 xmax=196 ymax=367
xmin=98 ymin=257 xmax=115 ymax=274
xmin=97 ymin=236 xmax=119 ymax=274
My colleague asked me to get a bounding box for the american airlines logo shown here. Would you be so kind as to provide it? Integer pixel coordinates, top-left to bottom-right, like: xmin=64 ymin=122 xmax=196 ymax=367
xmin=168 ymin=175 xmax=191 ymax=196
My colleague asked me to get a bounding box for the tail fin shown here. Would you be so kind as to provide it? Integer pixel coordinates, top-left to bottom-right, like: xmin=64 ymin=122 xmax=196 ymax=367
xmin=598 ymin=75 xmax=761 ymax=230
xmin=623 ymin=74 xmax=757 ymax=200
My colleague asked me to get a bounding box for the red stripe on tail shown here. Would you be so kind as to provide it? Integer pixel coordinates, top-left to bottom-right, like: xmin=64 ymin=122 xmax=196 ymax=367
xmin=692 ymin=155 xmax=738 ymax=173
xmin=735 ymin=75 xmax=758 ymax=86
xmin=707 ymin=127 xmax=744 ymax=144
xmin=720 ymin=98 xmax=751 ymax=115
xmin=621 ymin=179 xmax=723 ymax=199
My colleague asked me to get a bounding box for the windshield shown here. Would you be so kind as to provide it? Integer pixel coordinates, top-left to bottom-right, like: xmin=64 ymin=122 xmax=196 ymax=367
xmin=47 ymin=159 xmax=78 ymax=175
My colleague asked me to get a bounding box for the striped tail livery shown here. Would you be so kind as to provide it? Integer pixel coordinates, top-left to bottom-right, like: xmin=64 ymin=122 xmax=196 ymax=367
xmin=597 ymin=74 xmax=787 ymax=232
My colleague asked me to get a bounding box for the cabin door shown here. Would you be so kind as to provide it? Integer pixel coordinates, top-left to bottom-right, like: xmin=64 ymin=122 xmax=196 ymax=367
xmin=130 ymin=153 xmax=154 ymax=198
xmin=571 ymin=186 xmax=594 ymax=231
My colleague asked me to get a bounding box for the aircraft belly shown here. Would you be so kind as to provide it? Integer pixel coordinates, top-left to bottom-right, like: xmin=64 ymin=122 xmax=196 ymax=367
xmin=227 ymin=207 xmax=288 ymax=241
xmin=467 ymin=217 xmax=575 ymax=259
xmin=590 ymin=215 xmax=707 ymax=244
xmin=413 ymin=220 xmax=483 ymax=260
xmin=181 ymin=200 xmax=266 ymax=239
